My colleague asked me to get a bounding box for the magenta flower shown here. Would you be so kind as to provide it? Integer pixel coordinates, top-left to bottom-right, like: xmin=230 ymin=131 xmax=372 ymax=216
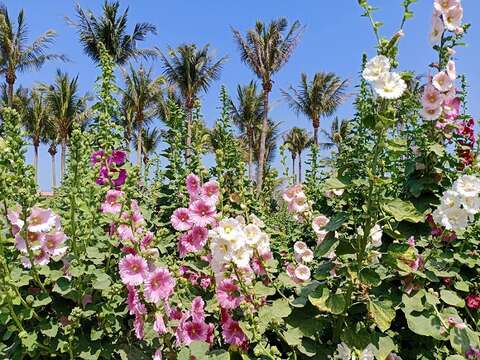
xmin=189 ymin=199 xmax=216 ymax=227
xmin=112 ymin=169 xmax=127 ymax=187
xmin=101 ymin=189 xmax=124 ymax=214
xmin=144 ymin=268 xmax=175 ymax=303
xmin=217 ymin=279 xmax=242 ymax=310
xmin=170 ymin=208 xmax=193 ymax=231
xmin=126 ymin=285 xmax=146 ymax=315
xmin=199 ymin=277 xmax=211 ymax=289
xmin=140 ymin=231 xmax=154 ymax=250
xmin=27 ymin=207 xmax=56 ymax=233
xmin=90 ymin=150 xmax=104 ymax=165
xmin=191 ymin=296 xmax=205 ymax=322
xmin=153 ymin=313 xmax=167 ymax=334
xmin=42 ymin=231 xmax=67 ymax=257
xmin=201 ymin=180 xmax=220 ymax=204
xmin=181 ymin=320 xmax=210 ymax=345
xmin=186 ymin=173 xmax=201 ymax=198
xmin=443 ymin=97 xmax=461 ymax=120
xmin=117 ymin=224 xmax=134 ymax=241
xmin=134 ymin=314 xmax=144 ymax=339
xmin=119 ymin=254 xmax=148 ymax=286
xmin=221 ymin=316 xmax=248 ymax=349
xmin=178 ymin=226 xmax=208 ymax=257
xmin=466 ymin=294 xmax=480 ymax=310
xmin=109 ymin=149 xmax=127 ymax=165
xmin=153 ymin=349 xmax=162 ymax=360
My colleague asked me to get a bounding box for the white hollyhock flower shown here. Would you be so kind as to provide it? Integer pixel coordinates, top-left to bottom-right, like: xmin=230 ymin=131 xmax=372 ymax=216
xmin=312 ymin=215 xmax=330 ymax=234
xmin=362 ymin=55 xmax=391 ymax=82
xmin=421 ymin=106 xmax=442 ymax=121
xmin=373 ymin=72 xmax=406 ymax=99
xmin=244 ymin=223 xmax=262 ymax=246
xmin=250 ymin=213 xmax=265 ymax=228
xmin=453 ymin=175 xmax=480 ymax=198
xmin=300 ymin=248 xmax=314 ymax=263
xmin=446 ymin=60 xmax=456 ymax=80
xmin=432 ymin=71 xmax=453 ymax=92
xmin=336 ymin=343 xmax=352 ymax=360
xmin=294 ymin=241 xmax=308 ymax=255
xmin=294 ymin=264 xmax=311 ymax=282
xmin=444 ymin=4 xmax=463 ymax=31
xmin=370 ymin=224 xmax=383 ymax=247
xmin=429 ymin=15 xmax=444 ymax=43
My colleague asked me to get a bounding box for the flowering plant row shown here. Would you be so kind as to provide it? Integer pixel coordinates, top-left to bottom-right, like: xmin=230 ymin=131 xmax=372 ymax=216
xmin=1 ymin=0 xmax=480 ymax=359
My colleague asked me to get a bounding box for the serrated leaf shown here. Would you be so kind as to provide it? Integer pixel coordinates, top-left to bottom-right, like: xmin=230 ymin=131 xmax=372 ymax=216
xmin=382 ymin=198 xmax=424 ymax=223
xmin=368 ymin=300 xmax=396 ymax=332
xmin=284 ymin=327 xmax=303 ymax=347
xmin=440 ymin=290 xmax=465 ymax=308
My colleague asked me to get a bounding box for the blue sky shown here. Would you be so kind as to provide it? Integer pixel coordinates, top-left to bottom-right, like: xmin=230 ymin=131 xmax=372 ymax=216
xmin=4 ymin=0 xmax=480 ymax=191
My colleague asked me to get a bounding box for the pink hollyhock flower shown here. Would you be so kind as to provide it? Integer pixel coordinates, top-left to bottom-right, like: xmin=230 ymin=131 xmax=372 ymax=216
xmin=429 ymin=15 xmax=444 ymax=44
xmin=444 ymin=4 xmax=463 ymax=31
xmin=153 ymin=349 xmax=162 ymax=360
xmin=288 ymin=192 xmax=309 ymax=213
xmin=312 ymin=215 xmax=330 ymax=234
xmin=465 ymin=347 xmax=480 ymax=359
xmin=141 ymin=231 xmax=154 ymax=250
xmin=432 ymin=71 xmax=453 ymax=92
xmin=21 ymin=247 xmax=50 ymax=268
xmin=169 ymin=307 xmax=183 ymax=321
xmin=101 ymin=189 xmax=124 ymax=214
xmin=81 ymin=294 xmax=93 ymax=306
xmin=134 ymin=314 xmax=144 ymax=339
xmin=221 ymin=317 xmax=248 ymax=349
xmin=189 ymin=199 xmax=216 ymax=227
xmin=126 ymin=285 xmax=146 ymax=315
xmin=108 ymin=149 xmax=127 ymax=165
xmin=15 ymin=232 xmax=42 ymax=253
xmin=466 ymin=294 xmax=480 ymax=310
xmin=293 ymin=241 xmax=308 ymax=255
xmin=170 ymin=208 xmax=193 ymax=231
xmin=178 ymin=227 xmax=207 ymax=257
xmin=201 ymin=180 xmax=220 ymax=204
xmin=90 ymin=150 xmax=104 ymax=165
xmin=7 ymin=208 xmax=24 ymax=234
xmin=421 ymin=106 xmax=442 ymax=121
xmin=181 ymin=320 xmax=209 ymax=345
xmin=153 ymin=313 xmax=167 ymax=334
xmin=433 ymin=0 xmax=460 ymax=13
xmin=144 ymin=268 xmax=175 ymax=303
xmin=294 ymin=264 xmax=311 ymax=282
xmin=27 ymin=207 xmax=56 ymax=233
xmin=119 ymin=254 xmax=148 ymax=286
xmin=282 ymin=184 xmax=302 ymax=203
xmin=112 ymin=169 xmax=127 ymax=187
xmin=96 ymin=166 xmax=109 ymax=185
xmin=117 ymin=224 xmax=134 ymax=241
xmin=199 ymin=277 xmax=212 ymax=289
xmin=42 ymin=231 xmax=68 ymax=257
xmin=409 ymin=255 xmax=425 ymax=271
xmin=217 ymin=279 xmax=242 ymax=310
xmin=446 ymin=60 xmax=456 ymax=80
xmin=191 ymin=296 xmax=205 ymax=322
xmin=186 ymin=173 xmax=201 ymax=198
xmin=407 ymin=236 xmax=416 ymax=247
xmin=443 ymin=97 xmax=460 ymax=120
xmin=422 ymin=85 xmax=445 ymax=109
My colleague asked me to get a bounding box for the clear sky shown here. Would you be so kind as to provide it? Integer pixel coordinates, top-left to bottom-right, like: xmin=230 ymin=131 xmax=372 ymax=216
xmin=4 ymin=0 xmax=480 ymax=191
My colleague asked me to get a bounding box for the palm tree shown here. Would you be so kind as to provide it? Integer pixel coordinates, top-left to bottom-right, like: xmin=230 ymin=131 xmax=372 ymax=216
xmin=45 ymin=117 xmax=57 ymax=190
xmin=284 ymin=127 xmax=310 ymax=182
xmin=120 ymin=64 xmax=163 ymax=169
xmin=24 ymin=89 xmax=49 ymax=184
xmin=70 ymin=1 xmax=156 ymax=65
xmin=159 ymin=44 xmax=227 ymax=160
xmin=320 ymin=117 xmax=350 ymax=154
xmin=283 ymin=130 xmax=297 ymax=182
xmin=40 ymin=70 xmax=90 ymax=179
xmin=133 ymin=126 xmax=161 ymax=165
xmin=230 ymin=81 xmax=263 ymax=182
xmin=0 ymin=4 xmax=65 ymax=107
xmin=252 ymin=119 xmax=281 ymax=171
xmin=232 ymin=18 xmax=303 ymax=191
xmin=282 ymin=72 xmax=348 ymax=146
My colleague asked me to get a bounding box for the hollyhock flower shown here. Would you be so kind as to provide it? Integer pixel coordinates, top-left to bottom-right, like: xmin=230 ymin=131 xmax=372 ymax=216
xmin=282 ymin=184 xmax=302 ymax=203
xmin=178 ymin=227 xmax=208 ymax=257
xmin=141 ymin=231 xmax=154 ymax=250
xmin=108 ymin=149 xmax=127 ymax=165
xmin=422 ymin=85 xmax=445 ymax=108
xmin=453 ymin=175 xmax=480 ymax=198
xmin=407 ymin=236 xmax=416 ymax=247
xmin=362 ymin=55 xmax=390 ymax=82
xmin=42 ymin=231 xmax=67 ymax=257
xmin=126 ymin=285 xmax=146 ymax=315
xmin=409 ymin=255 xmax=425 ymax=271
xmin=443 ymin=97 xmax=460 ymax=120
xmin=153 ymin=349 xmax=162 ymax=360
xmin=316 ymin=230 xmax=328 ymax=245
xmin=446 ymin=60 xmax=456 ymax=80
xmin=217 ymin=279 xmax=242 ymax=310
xmin=466 ymin=294 xmax=480 ymax=309
xmin=370 ymin=224 xmax=383 ymax=247
xmin=199 ymin=277 xmax=212 ymax=289
xmin=244 ymin=224 xmax=262 ymax=246
xmin=169 ymin=307 xmax=183 ymax=321
xmin=429 ymin=15 xmax=444 ymax=43
xmin=186 ymin=173 xmax=201 ymax=198
xmin=96 ymin=166 xmax=109 ymax=185
xmin=27 ymin=207 xmax=56 ymax=233
xmin=171 ymin=208 xmax=193 ymax=231
xmin=294 ymin=264 xmax=311 ymax=282
xmin=288 ymin=192 xmax=309 ymax=213
xmin=153 ymin=313 xmax=167 ymax=334
xmin=299 ymin=248 xmax=314 ymax=263
xmin=444 ymin=4 xmax=463 ymax=31
xmin=421 ymin=106 xmax=442 ymax=121
xmin=117 ymin=224 xmax=134 ymax=241
xmin=221 ymin=317 xmax=248 ymax=348
xmin=373 ymin=72 xmax=406 ymax=99
xmin=191 ymin=296 xmax=205 ymax=322
xmin=101 ymin=190 xmax=124 ymax=214
xmin=144 ymin=268 xmax=175 ymax=303
xmin=293 ymin=241 xmax=308 ymax=255
xmin=201 ymin=180 xmax=220 ymax=204
xmin=312 ymin=215 xmax=330 ymax=234
xmin=250 ymin=213 xmax=265 ymax=228
xmin=181 ymin=320 xmax=209 ymax=345
xmin=7 ymin=208 xmax=24 ymax=234
xmin=134 ymin=314 xmax=144 ymax=339
xmin=119 ymin=254 xmax=148 ymax=286
xmin=466 ymin=347 xmax=480 ymax=359
xmin=432 ymin=71 xmax=453 ymax=92
xmin=90 ymin=150 xmax=104 ymax=165
xmin=20 ymin=247 xmax=50 ymax=268
xmin=448 ymin=316 xmax=466 ymax=329
xmin=112 ymin=169 xmax=127 ymax=187
xmin=189 ymin=199 xmax=216 ymax=227
xmin=231 ymin=246 xmax=252 ymax=268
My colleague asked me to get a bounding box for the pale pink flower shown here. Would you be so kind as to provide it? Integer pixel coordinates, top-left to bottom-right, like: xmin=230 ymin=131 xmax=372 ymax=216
xmin=119 ymin=254 xmax=148 ymax=286
xmin=153 ymin=313 xmax=167 ymax=334
xmin=317 ymin=230 xmax=328 ymax=245
xmin=101 ymin=190 xmax=124 ymax=214
xmin=126 ymin=285 xmax=146 ymax=315
xmin=117 ymin=224 xmax=134 ymax=241
xmin=312 ymin=215 xmax=330 ymax=234
xmin=422 ymin=85 xmax=445 ymax=108
xmin=443 ymin=97 xmax=460 ymax=119
xmin=7 ymin=208 xmax=24 ymax=234
xmin=27 ymin=207 xmax=56 ymax=233
xmin=293 ymin=241 xmax=308 ymax=255
xmin=421 ymin=106 xmax=442 ymax=121
xmin=134 ymin=314 xmax=144 ymax=339
xmin=299 ymin=248 xmax=314 ymax=263
xmin=153 ymin=349 xmax=162 ymax=360
xmin=282 ymin=184 xmax=302 ymax=203
xmin=217 ymin=279 xmax=242 ymax=310
xmin=443 ymin=4 xmax=463 ymax=31
xmin=144 ymin=268 xmax=175 ymax=303
xmin=170 ymin=208 xmax=193 ymax=231
xmin=288 ymin=192 xmax=309 ymax=213
xmin=432 ymin=71 xmax=453 ymax=92
xmin=294 ymin=264 xmax=311 ymax=282
xmin=433 ymin=0 xmax=459 ymax=13
xmin=201 ymin=180 xmax=220 ymax=204
xmin=141 ymin=231 xmax=154 ymax=250
xmin=446 ymin=60 xmax=456 ymax=80
xmin=429 ymin=15 xmax=444 ymax=43
xmin=191 ymin=296 xmax=205 ymax=322
xmin=186 ymin=173 xmax=201 ymax=198
xmin=42 ymin=231 xmax=68 ymax=257
xmin=189 ymin=199 xmax=216 ymax=227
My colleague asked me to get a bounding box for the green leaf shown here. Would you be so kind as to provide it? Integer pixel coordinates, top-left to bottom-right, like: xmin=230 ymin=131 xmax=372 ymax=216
xmin=405 ymin=312 xmax=446 ymax=340
xmin=270 ymin=299 xmax=291 ymax=319
xmin=253 ymin=282 xmax=275 ymax=297
xmin=324 ymin=177 xmax=347 ymax=190
xmin=324 ymin=212 xmax=348 ymax=232
xmin=440 ymin=290 xmax=465 ymax=308
xmin=315 ymin=233 xmax=337 ymax=257
xmin=359 ymin=268 xmax=381 ymax=287
xmin=53 ymin=277 xmax=72 ymax=295
xmin=326 ymin=293 xmax=346 ymax=315
xmin=368 ymin=300 xmax=396 ymax=332
xmin=33 ymin=293 xmax=52 ymax=307
xmin=284 ymin=327 xmax=303 ymax=347
xmin=40 ymin=322 xmax=58 ymax=338
xmin=92 ymin=273 xmax=111 ymax=290
xmin=402 ymin=291 xmax=425 ymax=313
xmin=382 ymin=198 xmax=424 ymax=223
xmin=189 ymin=341 xmax=209 ymax=357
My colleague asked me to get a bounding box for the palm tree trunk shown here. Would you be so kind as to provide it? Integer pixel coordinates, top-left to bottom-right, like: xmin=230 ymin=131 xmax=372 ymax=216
xmin=291 ymin=155 xmax=296 ymax=183
xmin=34 ymin=145 xmax=39 ymax=185
xmin=256 ymin=89 xmax=270 ymax=191
xmin=185 ymin=107 xmax=193 ymax=163
xmin=137 ymin=127 xmax=143 ymax=170
xmin=60 ymin=139 xmax=66 ymax=180
xmin=51 ymin=152 xmax=57 ymax=190
xmin=6 ymin=71 xmax=15 ymax=108
xmin=298 ymin=152 xmax=302 ymax=183
xmin=313 ymin=117 xmax=320 ymax=145
xmin=248 ymin=130 xmax=254 ymax=182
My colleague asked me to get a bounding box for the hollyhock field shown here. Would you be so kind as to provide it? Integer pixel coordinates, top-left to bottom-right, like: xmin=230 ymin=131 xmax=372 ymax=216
xmin=1 ymin=0 xmax=480 ymax=359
